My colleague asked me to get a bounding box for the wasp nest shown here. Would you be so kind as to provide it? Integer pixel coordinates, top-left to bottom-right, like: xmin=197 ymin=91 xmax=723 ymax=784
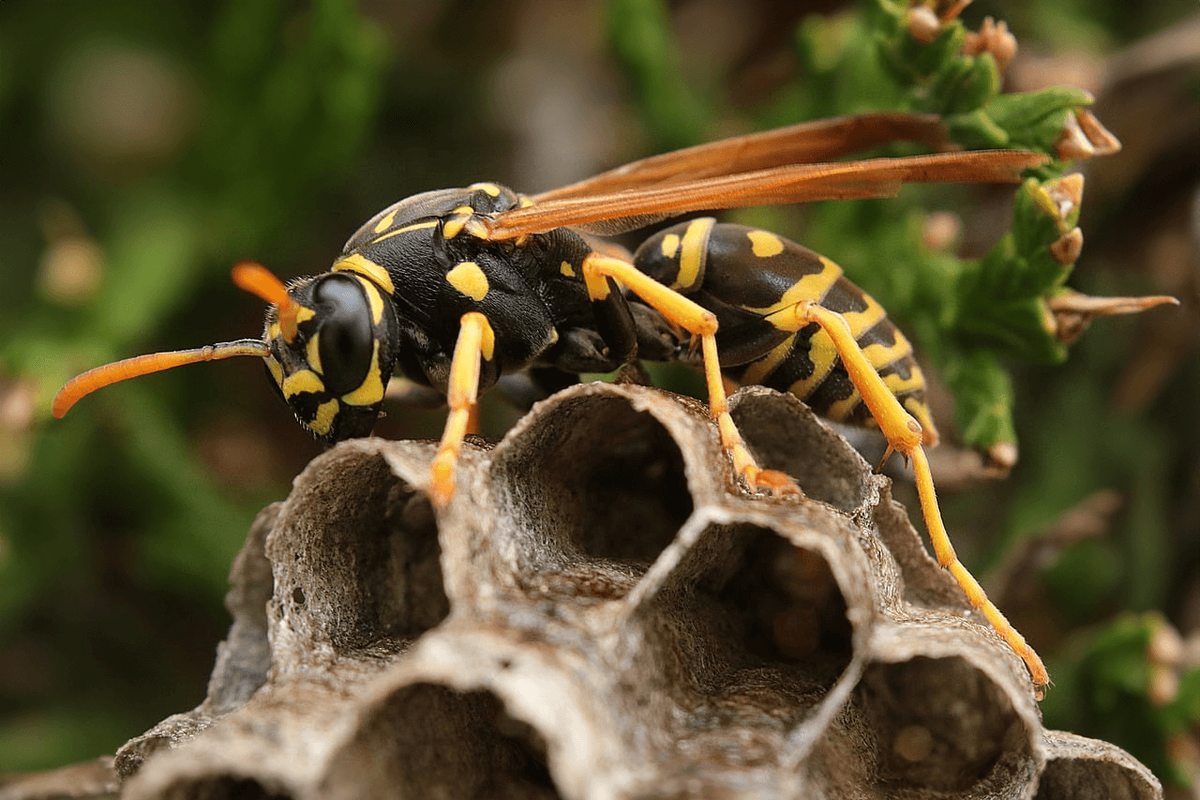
xmin=101 ymin=383 xmax=1157 ymax=800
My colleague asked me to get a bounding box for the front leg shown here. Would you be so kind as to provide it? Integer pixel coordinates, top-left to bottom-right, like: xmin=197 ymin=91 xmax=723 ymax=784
xmin=428 ymin=312 xmax=495 ymax=507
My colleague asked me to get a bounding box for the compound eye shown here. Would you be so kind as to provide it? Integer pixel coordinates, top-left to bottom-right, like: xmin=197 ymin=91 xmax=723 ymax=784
xmin=313 ymin=276 xmax=375 ymax=397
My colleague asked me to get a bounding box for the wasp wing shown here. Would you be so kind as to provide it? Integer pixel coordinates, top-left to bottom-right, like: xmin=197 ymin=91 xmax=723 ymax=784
xmin=481 ymin=148 xmax=1048 ymax=240
xmin=529 ymin=112 xmax=953 ymax=203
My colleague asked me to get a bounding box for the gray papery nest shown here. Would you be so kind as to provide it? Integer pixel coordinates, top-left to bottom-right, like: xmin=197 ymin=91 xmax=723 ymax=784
xmin=112 ymin=383 xmax=1159 ymax=800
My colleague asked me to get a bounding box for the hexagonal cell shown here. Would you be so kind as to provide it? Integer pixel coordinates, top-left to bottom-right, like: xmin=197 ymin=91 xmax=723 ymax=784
xmin=1036 ymin=731 xmax=1162 ymax=800
xmin=850 ymin=655 xmax=1037 ymax=796
xmin=729 ymin=387 xmax=872 ymax=514
xmin=267 ymin=441 xmax=450 ymax=658
xmin=151 ymin=775 xmax=294 ymax=800
xmin=487 ymin=384 xmax=698 ymax=596
xmin=320 ymin=683 xmax=560 ymax=800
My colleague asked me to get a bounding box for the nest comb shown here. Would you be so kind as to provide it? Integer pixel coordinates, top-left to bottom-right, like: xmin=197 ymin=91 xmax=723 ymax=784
xmin=101 ymin=383 xmax=1159 ymax=800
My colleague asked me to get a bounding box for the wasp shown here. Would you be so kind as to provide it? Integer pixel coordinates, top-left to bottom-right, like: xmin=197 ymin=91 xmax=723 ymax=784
xmin=55 ymin=112 xmax=1054 ymax=687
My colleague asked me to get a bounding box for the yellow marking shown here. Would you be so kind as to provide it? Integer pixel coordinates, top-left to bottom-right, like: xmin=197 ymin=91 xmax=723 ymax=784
xmin=841 ymin=293 xmax=888 ymax=339
xmin=547 ymin=327 xmax=559 ymax=346
xmin=306 ymin=333 xmax=323 ymax=375
xmin=747 ymin=256 xmax=843 ymax=317
xmin=469 ymin=182 xmax=501 ymax=197
xmin=481 ymin=317 xmax=495 ymax=362
xmin=354 ymin=276 xmax=385 ymax=325
xmin=442 ymin=213 xmax=471 ymax=240
xmin=309 ymin=398 xmax=339 ymax=436
xmin=747 ymin=230 xmax=784 ymax=258
xmin=333 ymin=253 xmax=396 ymax=295
xmin=660 ymin=233 xmax=680 ymax=260
xmin=827 ymin=388 xmax=862 ymax=422
xmin=282 ymin=369 xmax=325 ymax=398
xmin=370 ymin=220 xmax=437 ymax=245
xmin=518 ymin=195 xmax=534 ymax=208
xmin=296 ymin=306 xmax=316 ymax=326
xmin=860 ymin=331 xmax=913 ymax=370
xmin=740 ymin=335 xmax=796 ymax=387
xmin=787 ymin=330 xmax=837 ymax=399
xmin=266 ymin=356 xmax=284 ymax=388
xmin=883 ymin=366 xmax=926 ymax=397
xmin=559 ymin=260 xmax=576 ymax=278
xmin=446 ymin=261 xmax=490 ymax=301
xmin=267 ymin=322 xmax=281 ymax=342
xmin=676 ymin=218 xmax=714 ymax=290
xmin=342 ymin=342 xmax=385 ymax=406
xmin=372 ymin=208 xmax=398 ymax=234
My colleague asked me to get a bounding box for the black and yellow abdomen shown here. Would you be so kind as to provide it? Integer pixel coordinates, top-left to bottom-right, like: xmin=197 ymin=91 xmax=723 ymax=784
xmin=633 ymin=218 xmax=938 ymax=444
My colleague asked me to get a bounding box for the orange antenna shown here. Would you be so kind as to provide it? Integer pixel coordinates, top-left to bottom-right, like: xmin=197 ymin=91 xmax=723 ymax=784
xmin=232 ymin=261 xmax=302 ymax=342
xmin=52 ymin=339 xmax=271 ymax=419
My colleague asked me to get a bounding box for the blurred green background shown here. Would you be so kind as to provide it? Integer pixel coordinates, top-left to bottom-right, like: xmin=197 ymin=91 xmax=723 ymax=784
xmin=1 ymin=0 xmax=1197 ymax=789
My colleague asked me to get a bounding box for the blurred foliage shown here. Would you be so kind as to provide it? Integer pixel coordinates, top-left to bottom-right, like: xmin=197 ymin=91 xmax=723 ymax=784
xmin=1 ymin=0 xmax=1197 ymax=788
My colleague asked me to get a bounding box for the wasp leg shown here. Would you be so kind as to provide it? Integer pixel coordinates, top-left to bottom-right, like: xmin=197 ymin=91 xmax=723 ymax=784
xmin=581 ymin=253 xmax=796 ymax=493
xmin=771 ymin=299 xmax=1049 ymax=691
xmin=429 ymin=312 xmax=495 ymax=508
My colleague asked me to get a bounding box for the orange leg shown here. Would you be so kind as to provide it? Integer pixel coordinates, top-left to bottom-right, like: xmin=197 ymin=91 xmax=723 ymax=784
xmin=772 ymin=299 xmax=1049 ymax=691
xmin=429 ymin=312 xmax=495 ymax=508
xmin=581 ymin=253 xmax=795 ymax=493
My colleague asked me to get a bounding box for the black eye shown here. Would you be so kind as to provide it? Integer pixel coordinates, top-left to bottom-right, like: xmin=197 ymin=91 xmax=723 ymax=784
xmin=313 ymin=276 xmax=374 ymax=397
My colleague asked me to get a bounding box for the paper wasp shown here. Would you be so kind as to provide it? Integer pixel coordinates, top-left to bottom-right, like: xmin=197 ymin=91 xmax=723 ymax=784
xmin=56 ymin=112 xmax=1065 ymax=688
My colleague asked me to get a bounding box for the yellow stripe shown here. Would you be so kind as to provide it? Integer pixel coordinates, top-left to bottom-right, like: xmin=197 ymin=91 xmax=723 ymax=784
xmin=372 ymin=208 xmax=398 ymax=234
xmin=747 ymin=229 xmax=784 ymax=258
xmin=740 ymin=334 xmax=795 ymax=386
xmin=747 ymin=255 xmax=842 ymax=317
xmin=675 ymin=218 xmax=714 ymax=290
xmin=266 ymin=356 xmax=284 ymax=388
xmin=827 ymin=388 xmax=862 ymax=422
xmin=342 ymin=342 xmax=385 ymax=406
xmin=842 ymin=293 xmax=887 ymax=339
xmin=333 ymin=253 xmax=395 ymax=295
xmin=309 ymin=398 xmax=339 ymax=436
xmin=370 ymin=220 xmax=437 ymax=245
xmin=787 ymin=329 xmax=837 ymax=399
xmin=282 ymin=369 xmax=325 ymax=398
xmin=660 ymin=233 xmax=680 ymax=260
xmin=305 ymin=333 xmax=323 ymax=375
xmin=354 ymin=277 xmax=385 ymax=325
xmin=446 ymin=261 xmax=489 ymax=301
xmin=860 ymin=329 xmax=913 ymax=370
xmin=883 ymin=364 xmax=925 ymax=396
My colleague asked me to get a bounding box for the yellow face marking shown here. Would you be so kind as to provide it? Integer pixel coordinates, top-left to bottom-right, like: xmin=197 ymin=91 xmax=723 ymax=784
xmin=748 ymin=255 xmax=843 ymax=317
xmin=333 ymin=253 xmax=396 ymax=295
xmin=747 ymin=230 xmax=784 ymax=258
xmin=559 ymin=260 xmax=576 ymax=278
xmin=841 ymin=293 xmax=888 ymax=340
xmin=353 ymin=276 xmax=385 ymax=325
xmin=660 ymin=233 xmax=681 ymax=260
xmin=676 ymin=218 xmax=714 ymax=290
xmin=740 ymin=334 xmax=796 ymax=387
xmin=341 ymin=341 xmax=385 ymax=406
xmin=446 ymin=261 xmax=490 ymax=301
xmin=282 ymin=369 xmax=325 ymax=399
xmin=372 ymin=208 xmax=399 ymax=234
xmin=787 ymin=329 xmax=838 ymax=400
xmin=469 ymin=182 xmax=501 ymax=197
xmin=306 ymin=332 xmax=323 ymax=375
xmin=860 ymin=330 xmax=913 ymax=370
xmin=827 ymin=388 xmax=863 ymax=422
xmin=268 ymin=322 xmax=281 ymax=341
xmin=308 ymin=398 xmax=340 ymax=436
xmin=266 ymin=355 xmax=284 ymax=388
xmin=370 ymin=220 xmax=437 ymax=245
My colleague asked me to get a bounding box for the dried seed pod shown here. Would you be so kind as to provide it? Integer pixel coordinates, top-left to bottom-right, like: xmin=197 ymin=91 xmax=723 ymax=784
xmin=104 ymin=384 xmax=1159 ymax=800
